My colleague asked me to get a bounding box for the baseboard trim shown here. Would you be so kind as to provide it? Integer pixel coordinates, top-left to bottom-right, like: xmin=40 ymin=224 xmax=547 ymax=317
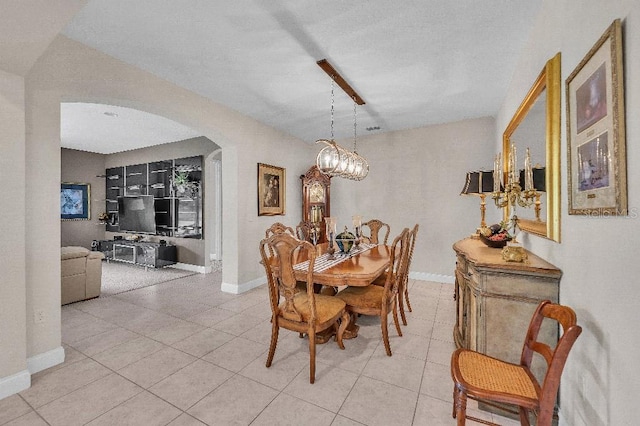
xmin=170 ymin=263 xmax=210 ymax=274
xmin=0 ymin=370 xmax=30 ymax=400
xmin=221 ymin=276 xmax=266 ymax=294
xmin=410 ymin=271 xmax=455 ymax=284
xmin=27 ymin=346 xmax=65 ymax=375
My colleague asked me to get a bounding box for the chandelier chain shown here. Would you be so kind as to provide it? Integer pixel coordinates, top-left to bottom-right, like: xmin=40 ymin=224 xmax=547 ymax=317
xmin=330 ymin=77 xmax=335 ymax=140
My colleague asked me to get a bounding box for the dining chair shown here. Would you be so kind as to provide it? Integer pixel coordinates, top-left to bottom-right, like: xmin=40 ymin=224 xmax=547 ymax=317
xmin=361 ymin=219 xmax=391 ymax=245
xmin=399 ymin=223 xmax=419 ymax=324
xmin=296 ymin=220 xmax=313 ymax=242
xmin=450 ymin=300 xmax=582 ymax=426
xmin=264 ymin=222 xmax=306 ymax=295
xmin=335 ymin=228 xmax=409 ymax=356
xmin=259 ymin=232 xmax=350 ymax=384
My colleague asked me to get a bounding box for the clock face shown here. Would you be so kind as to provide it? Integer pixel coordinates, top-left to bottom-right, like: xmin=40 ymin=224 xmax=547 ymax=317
xmin=310 ymin=182 xmax=325 ymax=203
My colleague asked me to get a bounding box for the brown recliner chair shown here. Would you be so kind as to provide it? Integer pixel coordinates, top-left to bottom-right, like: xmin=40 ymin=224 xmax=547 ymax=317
xmin=61 ymin=246 xmax=105 ymax=304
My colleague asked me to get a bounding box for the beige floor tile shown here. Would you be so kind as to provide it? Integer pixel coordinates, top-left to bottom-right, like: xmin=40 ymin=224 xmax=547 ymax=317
xmin=239 ymin=320 xmax=282 ymax=345
xmin=187 ymin=375 xmax=278 ymax=425
xmin=145 ymin=319 xmax=205 ymax=345
xmin=149 ymin=359 xmax=233 ymax=410
xmin=116 ymin=309 xmax=180 ymax=335
xmin=338 ymin=376 xmax=418 ymax=426
xmin=211 ymin=311 xmax=265 ymax=336
xmin=393 ymin=316 xmax=434 ymax=339
xmin=419 ymin=361 xmax=452 ymax=401
xmin=0 ymin=394 xmax=32 ymax=425
xmin=381 ymin=331 xmax=430 ymax=360
xmin=167 ymin=413 xmax=207 ymax=426
xmin=317 ymin=333 xmax=380 ymax=375
xmin=412 ymin=393 xmax=455 ymax=426
xmin=435 ymin=299 xmax=456 ymax=326
xmin=425 ymin=338 xmax=456 ymax=366
xmin=252 ymin=393 xmax=335 ymax=426
xmin=362 ymin=349 xmax=425 ymax=392
xmin=186 ymin=307 xmax=236 ymax=327
xmin=203 ymin=336 xmax=268 ymax=373
xmin=283 ymin=362 xmax=359 ymax=412
xmin=36 ymin=373 xmax=142 ymax=426
xmin=92 ymin=336 xmax=166 ymax=370
xmin=430 ymin=321 xmax=455 ymax=343
xmin=330 ymin=415 xmax=365 ymax=425
xmin=69 ymin=327 xmax=139 ymax=356
xmin=118 ymin=346 xmax=196 ymax=388
xmin=33 ymin=344 xmax=87 ymax=378
xmin=3 ymin=411 xmax=48 ymax=426
xmin=239 ymin=345 xmax=309 ymax=391
xmin=86 ymin=391 xmax=181 ymax=426
xmin=61 ymin=315 xmax=118 ymax=345
xmin=171 ymin=328 xmax=235 ymax=357
xmin=152 ymin=300 xmax=214 ymax=320
xmin=19 ymin=358 xmax=111 ymax=408
xmin=216 ymin=292 xmax=264 ymax=313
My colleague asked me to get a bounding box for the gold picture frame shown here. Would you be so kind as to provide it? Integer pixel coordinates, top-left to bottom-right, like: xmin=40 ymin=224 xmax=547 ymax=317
xmin=257 ymin=163 xmax=286 ymax=216
xmin=566 ymin=19 xmax=627 ymax=215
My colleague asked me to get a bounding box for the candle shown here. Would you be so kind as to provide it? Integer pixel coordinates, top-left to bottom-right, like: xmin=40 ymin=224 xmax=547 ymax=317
xmin=524 ymin=148 xmax=533 ymax=191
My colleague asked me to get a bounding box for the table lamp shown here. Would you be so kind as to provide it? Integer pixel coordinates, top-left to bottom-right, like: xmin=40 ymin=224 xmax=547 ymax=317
xmin=460 ymin=170 xmax=495 ymax=233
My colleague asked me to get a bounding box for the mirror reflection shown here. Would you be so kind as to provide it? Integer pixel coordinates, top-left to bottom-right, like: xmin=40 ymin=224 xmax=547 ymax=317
xmin=503 ymin=53 xmax=561 ymax=242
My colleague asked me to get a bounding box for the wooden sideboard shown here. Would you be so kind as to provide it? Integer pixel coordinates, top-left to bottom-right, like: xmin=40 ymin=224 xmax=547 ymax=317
xmin=453 ymin=237 xmax=562 ymax=384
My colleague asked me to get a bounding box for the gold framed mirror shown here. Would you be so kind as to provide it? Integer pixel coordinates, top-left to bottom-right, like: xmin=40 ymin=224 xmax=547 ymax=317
xmin=503 ymin=52 xmax=561 ymax=242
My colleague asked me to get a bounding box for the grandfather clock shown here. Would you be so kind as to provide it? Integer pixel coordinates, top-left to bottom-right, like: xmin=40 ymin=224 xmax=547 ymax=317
xmin=300 ymin=165 xmax=331 ymax=243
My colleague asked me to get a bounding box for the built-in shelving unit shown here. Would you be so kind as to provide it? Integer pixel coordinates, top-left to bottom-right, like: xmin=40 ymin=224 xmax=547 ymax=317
xmin=104 ymin=156 xmax=202 ymax=238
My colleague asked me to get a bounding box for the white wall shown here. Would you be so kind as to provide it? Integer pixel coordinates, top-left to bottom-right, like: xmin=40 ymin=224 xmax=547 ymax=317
xmin=332 ymin=117 xmax=497 ymax=278
xmin=0 ymin=69 xmax=29 ymax=397
xmin=497 ymin=1 xmax=640 ymax=424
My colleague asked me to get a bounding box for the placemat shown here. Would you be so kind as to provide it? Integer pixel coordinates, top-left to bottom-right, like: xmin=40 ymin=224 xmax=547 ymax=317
xmin=293 ymin=243 xmax=377 ymax=273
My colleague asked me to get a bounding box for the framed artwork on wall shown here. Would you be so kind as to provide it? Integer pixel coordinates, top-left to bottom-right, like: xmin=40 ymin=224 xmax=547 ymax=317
xmin=61 ymin=182 xmax=91 ymax=220
xmin=257 ymin=163 xmax=286 ymax=216
xmin=566 ymin=19 xmax=627 ymax=215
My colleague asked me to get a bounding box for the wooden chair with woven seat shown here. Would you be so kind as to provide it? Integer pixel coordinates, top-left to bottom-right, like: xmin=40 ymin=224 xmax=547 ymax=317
xmin=259 ymin=232 xmax=350 ymax=384
xmin=450 ymin=300 xmax=582 ymax=426
xmin=335 ymin=228 xmax=409 ymax=356
xmin=371 ymin=224 xmax=418 ymax=326
xmin=361 ymin=219 xmax=391 ymax=245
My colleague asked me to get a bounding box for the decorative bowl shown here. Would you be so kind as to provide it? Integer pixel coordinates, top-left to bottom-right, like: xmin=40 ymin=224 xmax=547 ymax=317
xmin=336 ymin=228 xmax=357 ymax=253
xmin=479 ymin=233 xmax=511 ymax=248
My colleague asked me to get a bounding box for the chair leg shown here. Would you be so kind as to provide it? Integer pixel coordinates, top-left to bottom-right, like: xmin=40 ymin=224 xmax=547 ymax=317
xmin=519 ymin=407 xmax=531 ymax=426
xmin=452 ymin=386 xmax=467 ymax=425
xmin=381 ymin=313 xmax=392 ymax=356
xmin=398 ymin=288 xmax=408 ymax=326
xmin=266 ymin=320 xmax=279 ymax=368
xmin=392 ymin=302 xmax=402 ymax=337
xmin=404 ymin=285 xmax=413 ymax=312
xmin=335 ymin=311 xmax=349 ymax=350
xmin=308 ymin=328 xmax=316 ymax=384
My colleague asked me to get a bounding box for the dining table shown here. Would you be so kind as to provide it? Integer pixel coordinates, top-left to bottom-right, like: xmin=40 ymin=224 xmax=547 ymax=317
xmin=291 ymin=242 xmax=392 ymax=342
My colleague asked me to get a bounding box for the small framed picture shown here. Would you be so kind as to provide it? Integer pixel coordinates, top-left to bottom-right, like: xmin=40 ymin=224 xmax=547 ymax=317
xmin=257 ymin=163 xmax=286 ymax=216
xmin=566 ymin=19 xmax=627 ymax=215
xmin=61 ymin=183 xmax=91 ymax=220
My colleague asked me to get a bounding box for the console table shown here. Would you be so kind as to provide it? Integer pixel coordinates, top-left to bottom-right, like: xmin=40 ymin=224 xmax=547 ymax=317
xmin=452 ymin=238 xmax=561 ymax=379
xmin=94 ymin=240 xmax=177 ymax=269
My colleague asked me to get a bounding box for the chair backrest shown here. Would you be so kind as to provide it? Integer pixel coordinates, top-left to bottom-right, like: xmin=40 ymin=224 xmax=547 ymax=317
xmin=381 ymin=228 xmax=409 ymax=308
xmin=520 ymin=300 xmax=582 ymax=424
xmin=362 ymin=219 xmax=391 ymax=244
xmin=402 ymin=224 xmax=419 ymax=287
xmin=259 ymin=232 xmax=316 ymax=324
xmin=264 ymin=222 xmax=296 ymax=258
xmin=296 ymin=221 xmax=313 ymax=242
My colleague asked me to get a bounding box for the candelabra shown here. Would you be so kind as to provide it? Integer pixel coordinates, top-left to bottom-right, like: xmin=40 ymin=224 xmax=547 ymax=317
xmin=492 ymin=145 xmax=538 ymax=211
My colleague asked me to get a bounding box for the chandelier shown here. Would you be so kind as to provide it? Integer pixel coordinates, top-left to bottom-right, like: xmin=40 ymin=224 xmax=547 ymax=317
xmin=315 ymin=59 xmax=369 ymax=181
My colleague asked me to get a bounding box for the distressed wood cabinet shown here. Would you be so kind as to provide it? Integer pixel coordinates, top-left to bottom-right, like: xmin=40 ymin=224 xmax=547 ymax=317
xmin=453 ymin=238 xmax=561 ymax=382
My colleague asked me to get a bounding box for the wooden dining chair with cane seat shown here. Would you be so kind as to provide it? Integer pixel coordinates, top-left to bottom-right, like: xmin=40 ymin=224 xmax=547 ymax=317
xmin=450 ymin=300 xmax=582 ymax=426
xmin=335 ymin=228 xmax=409 ymax=356
xmin=259 ymin=232 xmax=350 ymax=384
xmin=361 ymin=219 xmax=391 ymax=245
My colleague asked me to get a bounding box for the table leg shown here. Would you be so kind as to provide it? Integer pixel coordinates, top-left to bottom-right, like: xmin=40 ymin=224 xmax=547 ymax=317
xmin=343 ymin=312 xmax=360 ymax=339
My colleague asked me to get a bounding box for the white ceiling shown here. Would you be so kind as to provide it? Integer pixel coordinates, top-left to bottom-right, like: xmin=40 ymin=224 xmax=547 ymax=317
xmin=55 ymin=1 xmax=542 ymax=152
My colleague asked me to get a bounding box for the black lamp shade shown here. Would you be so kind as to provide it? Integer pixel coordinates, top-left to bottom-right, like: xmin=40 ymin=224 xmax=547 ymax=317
xmin=461 ymin=171 xmax=494 ymax=195
xmin=519 ymin=167 xmax=546 ymax=192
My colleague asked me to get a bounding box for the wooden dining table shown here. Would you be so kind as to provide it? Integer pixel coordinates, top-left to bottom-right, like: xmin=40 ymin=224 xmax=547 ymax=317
xmin=291 ymin=242 xmax=392 ymax=287
xmin=291 ymin=242 xmax=392 ymax=342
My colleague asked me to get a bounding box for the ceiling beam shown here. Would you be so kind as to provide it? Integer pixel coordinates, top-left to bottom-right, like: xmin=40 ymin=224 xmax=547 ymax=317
xmin=316 ymin=59 xmax=366 ymax=105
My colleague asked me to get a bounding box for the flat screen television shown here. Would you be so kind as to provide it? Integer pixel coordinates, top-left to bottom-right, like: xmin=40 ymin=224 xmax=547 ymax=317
xmin=118 ymin=195 xmax=156 ymax=234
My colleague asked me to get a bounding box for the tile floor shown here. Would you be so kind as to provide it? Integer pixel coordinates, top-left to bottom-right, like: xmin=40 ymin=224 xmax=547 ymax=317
xmin=0 ymin=273 xmax=521 ymax=425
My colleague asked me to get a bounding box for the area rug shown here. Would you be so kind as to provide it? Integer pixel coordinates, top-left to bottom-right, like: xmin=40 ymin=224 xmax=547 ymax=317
xmin=101 ymin=261 xmax=198 ymax=296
